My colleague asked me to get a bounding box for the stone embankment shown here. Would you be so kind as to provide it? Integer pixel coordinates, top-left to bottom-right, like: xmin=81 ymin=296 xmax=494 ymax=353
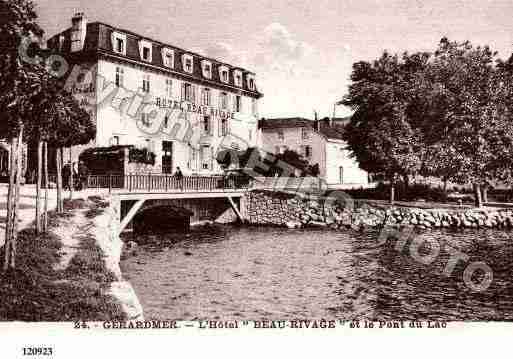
xmin=91 ymin=196 xmax=144 ymax=320
xmin=246 ymin=190 xmax=513 ymax=230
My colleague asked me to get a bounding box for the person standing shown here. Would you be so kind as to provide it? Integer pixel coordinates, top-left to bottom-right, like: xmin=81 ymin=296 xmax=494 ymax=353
xmin=78 ymin=161 xmax=89 ymax=191
xmin=174 ymin=166 xmax=184 ymax=191
xmin=62 ymin=162 xmax=71 ymax=191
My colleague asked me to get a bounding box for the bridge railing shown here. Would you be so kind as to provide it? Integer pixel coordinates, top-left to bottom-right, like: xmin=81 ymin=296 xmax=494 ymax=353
xmin=84 ymin=174 xmax=252 ymax=192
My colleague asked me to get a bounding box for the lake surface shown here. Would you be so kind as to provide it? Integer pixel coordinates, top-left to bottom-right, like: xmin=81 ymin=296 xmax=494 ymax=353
xmin=121 ymin=225 xmax=513 ymax=321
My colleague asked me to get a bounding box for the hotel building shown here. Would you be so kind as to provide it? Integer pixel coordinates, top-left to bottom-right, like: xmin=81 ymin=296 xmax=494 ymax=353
xmin=47 ymin=13 xmax=263 ymax=175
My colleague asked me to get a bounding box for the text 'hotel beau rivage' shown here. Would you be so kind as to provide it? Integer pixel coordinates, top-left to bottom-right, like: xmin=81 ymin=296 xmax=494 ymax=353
xmin=47 ymin=12 xmax=263 ymax=175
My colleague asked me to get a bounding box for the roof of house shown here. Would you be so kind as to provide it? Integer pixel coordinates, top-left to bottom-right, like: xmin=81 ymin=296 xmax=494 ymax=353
xmin=259 ymin=117 xmax=316 ymax=130
xmin=259 ymin=116 xmax=350 ymax=141
xmin=47 ymin=21 xmax=262 ymax=98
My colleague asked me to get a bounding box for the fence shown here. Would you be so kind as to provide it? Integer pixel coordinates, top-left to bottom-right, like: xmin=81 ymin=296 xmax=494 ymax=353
xmin=84 ymin=174 xmax=252 ymax=193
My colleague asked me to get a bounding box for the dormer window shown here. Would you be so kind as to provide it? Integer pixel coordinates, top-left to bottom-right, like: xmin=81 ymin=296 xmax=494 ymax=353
xmin=201 ymin=60 xmax=212 ymax=79
xmin=234 ymin=70 xmax=243 ymax=87
xmin=139 ymin=40 xmax=152 ymax=62
xmin=112 ymin=32 xmax=126 ymax=55
xmin=182 ymin=54 xmax=194 ymax=73
xmin=219 ymin=65 xmax=229 ymax=84
xmin=247 ymin=75 xmax=256 ymax=90
xmin=162 ymin=48 xmax=174 ymax=68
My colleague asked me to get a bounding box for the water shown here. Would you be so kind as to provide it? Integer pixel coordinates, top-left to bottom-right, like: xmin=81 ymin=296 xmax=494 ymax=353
xmin=121 ymin=226 xmax=513 ymax=321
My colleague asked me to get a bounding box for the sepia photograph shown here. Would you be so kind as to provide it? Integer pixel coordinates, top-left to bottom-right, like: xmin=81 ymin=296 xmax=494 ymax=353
xmin=1 ymin=0 xmax=513 ymax=357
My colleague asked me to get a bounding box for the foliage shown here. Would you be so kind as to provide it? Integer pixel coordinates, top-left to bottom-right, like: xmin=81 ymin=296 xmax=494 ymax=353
xmin=129 ymin=147 xmax=156 ymax=166
xmin=343 ymin=38 xmax=513 ymax=205
xmin=342 ymin=51 xmax=430 ymax=182
xmin=217 ymin=147 xmax=320 ymax=177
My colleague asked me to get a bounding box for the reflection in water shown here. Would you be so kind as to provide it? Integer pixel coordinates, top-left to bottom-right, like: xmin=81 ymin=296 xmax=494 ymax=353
xmin=121 ymin=226 xmax=513 ymax=321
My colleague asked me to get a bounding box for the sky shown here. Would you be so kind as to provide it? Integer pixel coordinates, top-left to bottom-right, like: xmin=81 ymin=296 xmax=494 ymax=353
xmin=34 ymin=0 xmax=513 ymax=119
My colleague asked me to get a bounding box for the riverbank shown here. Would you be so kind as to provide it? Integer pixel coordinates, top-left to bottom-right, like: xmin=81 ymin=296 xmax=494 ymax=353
xmin=246 ymin=190 xmax=513 ymax=230
xmin=0 ymin=196 xmax=142 ymax=321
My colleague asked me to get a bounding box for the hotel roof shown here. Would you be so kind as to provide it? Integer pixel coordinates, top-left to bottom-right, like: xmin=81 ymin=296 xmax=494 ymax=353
xmin=47 ymin=21 xmax=262 ymax=98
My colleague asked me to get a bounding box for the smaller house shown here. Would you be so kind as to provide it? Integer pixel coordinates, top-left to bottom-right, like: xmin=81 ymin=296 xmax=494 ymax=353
xmin=257 ymin=117 xmax=368 ymax=186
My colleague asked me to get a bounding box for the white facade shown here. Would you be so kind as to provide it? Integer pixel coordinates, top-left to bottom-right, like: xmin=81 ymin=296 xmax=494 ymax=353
xmin=258 ymin=121 xmax=368 ymax=186
xmin=325 ymin=139 xmax=369 ymax=185
xmin=89 ymin=59 xmax=259 ymax=175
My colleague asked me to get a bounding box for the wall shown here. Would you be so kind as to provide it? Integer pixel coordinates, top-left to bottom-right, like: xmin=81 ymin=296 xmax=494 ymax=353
xmin=325 ymin=139 xmax=368 ymax=185
xmin=260 ymin=127 xmax=325 ymax=175
xmin=245 ymin=190 xmax=513 ymax=230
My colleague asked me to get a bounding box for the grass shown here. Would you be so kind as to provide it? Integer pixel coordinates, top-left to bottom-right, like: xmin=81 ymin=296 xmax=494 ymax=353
xmin=0 ymin=206 xmax=126 ymax=322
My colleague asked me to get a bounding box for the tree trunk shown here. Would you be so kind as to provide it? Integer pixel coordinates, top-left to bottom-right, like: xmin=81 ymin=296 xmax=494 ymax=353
xmin=4 ymin=126 xmax=24 ymax=271
xmin=69 ymin=148 xmax=73 ymax=200
xmin=36 ymin=140 xmax=42 ymax=233
xmin=482 ymin=186 xmax=488 ymax=204
xmin=390 ymin=173 xmax=396 ymax=205
xmin=475 ymin=183 xmax=483 ymax=208
xmin=402 ymin=174 xmax=410 ymax=189
xmin=43 ymin=142 xmax=48 ymax=233
xmin=11 ymin=126 xmax=24 ymax=269
xmin=56 ymin=147 xmax=63 ymax=213
xmin=3 ymin=137 xmax=17 ymax=272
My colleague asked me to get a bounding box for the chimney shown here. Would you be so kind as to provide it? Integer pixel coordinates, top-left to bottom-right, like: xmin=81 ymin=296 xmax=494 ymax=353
xmin=71 ymin=12 xmax=87 ymax=52
xmin=313 ymin=111 xmax=320 ymax=132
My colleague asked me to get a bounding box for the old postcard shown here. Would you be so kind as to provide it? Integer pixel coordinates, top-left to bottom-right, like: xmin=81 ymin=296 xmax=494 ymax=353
xmin=1 ymin=0 xmax=512 ymax=357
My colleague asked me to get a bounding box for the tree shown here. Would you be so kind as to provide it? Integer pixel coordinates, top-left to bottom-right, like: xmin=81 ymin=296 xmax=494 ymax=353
xmin=0 ymin=0 xmax=44 ymax=271
xmin=425 ymin=38 xmax=513 ymax=207
xmin=342 ymin=51 xmax=430 ymax=203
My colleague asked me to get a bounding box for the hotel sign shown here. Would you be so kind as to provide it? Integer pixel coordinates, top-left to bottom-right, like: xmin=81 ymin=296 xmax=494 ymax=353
xmin=154 ymin=97 xmax=235 ymax=119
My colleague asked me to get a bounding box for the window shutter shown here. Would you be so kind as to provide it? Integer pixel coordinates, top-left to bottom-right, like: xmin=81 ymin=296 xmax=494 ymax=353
xmin=181 ymin=83 xmax=186 ymax=101
xmin=192 ymin=85 xmax=197 ymax=104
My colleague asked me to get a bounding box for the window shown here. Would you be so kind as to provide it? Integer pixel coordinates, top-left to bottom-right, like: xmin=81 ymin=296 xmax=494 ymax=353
xmin=182 ymin=83 xmax=195 ymax=102
xmin=202 ymin=60 xmax=212 ymax=79
xmin=166 ymin=79 xmax=173 ymax=98
xmin=145 ymin=139 xmax=152 ymax=151
xmin=252 ymin=99 xmax=258 ymax=116
xmin=142 ymin=74 xmax=150 ymax=93
xmin=200 ymin=145 xmax=212 ymax=170
xmin=219 ymin=66 xmax=229 ymax=83
xmin=162 ymin=48 xmax=174 ymax=68
xmin=278 ymin=130 xmax=284 ymax=141
xmin=143 ymin=47 xmax=150 ymax=60
xmin=111 ymin=136 xmax=120 ymax=146
xmin=112 ymin=32 xmax=126 ymax=55
xmin=116 ymin=38 xmax=124 ymax=53
xmin=247 ymin=75 xmax=255 ymax=90
xmin=139 ymin=40 xmax=152 ymax=62
xmin=221 ymin=118 xmax=229 ymax=136
xmin=305 ymin=145 xmax=312 ymax=158
xmin=235 ymin=95 xmax=242 ymax=113
xmin=301 ymin=128 xmax=309 ymax=140
xmin=183 ymin=54 xmax=194 ymax=73
xmin=202 ymin=116 xmax=211 ymax=135
xmin=115 ymin=67 xmax=124 ymax=87
xmin=202 ymin=88 xmax=211 ymax=106
xmin=220 ymin=92 xmax=228 ymax=110
xmin=234 ymin=70 xmax=242 ymax=87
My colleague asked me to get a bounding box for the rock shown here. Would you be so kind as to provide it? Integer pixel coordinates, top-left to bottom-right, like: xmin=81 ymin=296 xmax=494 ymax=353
xmin=286 ymin=221 xmax=302 ymax=229
xmin=108 ymin=281 xmax=144 ymax=321
xmin=310 ymin=221 xmax=328 ymax=227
